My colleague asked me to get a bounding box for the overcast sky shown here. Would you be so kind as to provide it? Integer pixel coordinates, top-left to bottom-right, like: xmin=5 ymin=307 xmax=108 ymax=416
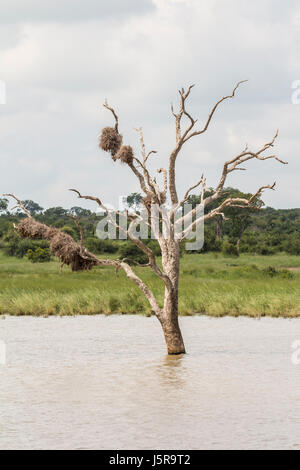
xmin=0 ymin=0 xmax=299 ymax=210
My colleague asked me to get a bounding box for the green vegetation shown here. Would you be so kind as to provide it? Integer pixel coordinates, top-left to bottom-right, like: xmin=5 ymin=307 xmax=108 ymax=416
xmin=0 ymin=251 xmax=299 ymax=318
xmin=1 ymin=192 xmax=300 ymax=318
xmin=1 ymin=190 xmax=300 ymax=259
xmin=27 ymin=247 xmax=51 ymax=263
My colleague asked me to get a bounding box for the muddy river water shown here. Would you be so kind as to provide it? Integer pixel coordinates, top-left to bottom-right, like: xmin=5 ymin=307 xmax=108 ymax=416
xmin=0 ymin=315 xmax=299 ymax=449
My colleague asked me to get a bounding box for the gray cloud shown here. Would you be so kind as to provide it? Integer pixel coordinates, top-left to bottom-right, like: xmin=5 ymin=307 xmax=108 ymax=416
xmin=0 ymin=0 xmax=299 ymax=210
xmin=0 ymin=0 xmax=154 ymax=23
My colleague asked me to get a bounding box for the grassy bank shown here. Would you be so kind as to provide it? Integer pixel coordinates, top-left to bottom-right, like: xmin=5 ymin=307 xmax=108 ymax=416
xmin=0 ymin=252 xmax=300 ymax=317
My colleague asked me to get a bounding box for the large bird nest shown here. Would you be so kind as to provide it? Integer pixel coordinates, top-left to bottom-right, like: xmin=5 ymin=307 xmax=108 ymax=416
xmin=99 ymin=127 xmax=123 ymax=158
xmin=142 ymin=193 xmax=154 ymax=210
xmin=142 ymin=191 xmax=166 ymax=210
xmin=116 ymin=145 xmax=134 ymax=165
xmin=17 ymin=218 xmax=98 ymax=271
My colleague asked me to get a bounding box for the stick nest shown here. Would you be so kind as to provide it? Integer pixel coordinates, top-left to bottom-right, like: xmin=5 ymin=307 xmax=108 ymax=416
xmin=17 ymin=218 xmax=99 ymax=271
xmin=116 ymin=145 xmax=134 ymax=165
xmin=142 ymin=191 xmax=166 ymax=209
xmin=99 ymin=127 xmax=123 ymax=158
xmin=142 ymin=193 xmax=155 ymax=210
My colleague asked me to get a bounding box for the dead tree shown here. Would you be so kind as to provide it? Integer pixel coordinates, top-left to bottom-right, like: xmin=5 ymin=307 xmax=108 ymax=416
xmin=5 ymin=82 xmax=287 ymax=354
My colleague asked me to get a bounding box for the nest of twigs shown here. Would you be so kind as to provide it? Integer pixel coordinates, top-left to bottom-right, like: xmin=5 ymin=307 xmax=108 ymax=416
xmin=99 ymin=127 xmax=123 ymax=158
xmin=17 ymin=218 xmax=98 ymax=271
xmin=115 ymin=145 xmax=134 ymax=165
xmin=142 ymin=191 xmax=166 ymax=210
xmin=142 ymin=192 xmax=155 ymax=210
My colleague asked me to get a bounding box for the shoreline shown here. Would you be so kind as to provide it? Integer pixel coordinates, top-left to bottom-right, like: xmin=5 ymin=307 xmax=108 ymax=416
xmin=2 ymin=311 xmax=300 ymax=319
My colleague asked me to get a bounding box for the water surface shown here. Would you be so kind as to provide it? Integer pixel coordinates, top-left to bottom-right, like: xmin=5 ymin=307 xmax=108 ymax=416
xmin=0 ymin=315 xmax=300 ymax=450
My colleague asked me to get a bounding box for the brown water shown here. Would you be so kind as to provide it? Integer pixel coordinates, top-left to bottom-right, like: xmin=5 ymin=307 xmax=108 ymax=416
xmin=0 ymin=315 xmax=300 ymax=450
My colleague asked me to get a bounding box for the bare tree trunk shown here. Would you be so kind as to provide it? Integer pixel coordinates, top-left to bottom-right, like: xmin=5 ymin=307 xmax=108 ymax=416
xmin=236 ymin=216 xmax=247 ymax=254
xmin=160 ymin=290 xmax=185 ymax=354
xmin=216 ymin=215 xmax=223 ymax=240
xmin=160 ymin=241 xmax=186 ymax=355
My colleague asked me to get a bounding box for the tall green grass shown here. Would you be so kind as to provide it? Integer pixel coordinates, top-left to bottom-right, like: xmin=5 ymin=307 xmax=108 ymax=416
xmin=0 ymin=251 xmax=299 ymax=317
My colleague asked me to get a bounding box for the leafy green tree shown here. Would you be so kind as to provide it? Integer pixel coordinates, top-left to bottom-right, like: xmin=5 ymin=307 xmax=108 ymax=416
xmin=188 ymin=187 xmax=262 ymax=252
xmin=84 ymin=237 xmax=118 ymax=254
xmin=283 ymin=239 xmax=300 ymax=255
xmin=126 ymin=193 xmax=143 ymax=212
xmin=119 ymin=241 xmax=148 ymax=265
xmin=0 ymin=198 xmax=8 ymax=215
xmin=43 ymin=207 xmax=68 ymax=219
xmin=22 ymin=200 xmax=44 ymax=215
xmin=69 ymin=206 xmax=92 ymax=217
xmin=61 ymin=225 xmax=77 ymax=238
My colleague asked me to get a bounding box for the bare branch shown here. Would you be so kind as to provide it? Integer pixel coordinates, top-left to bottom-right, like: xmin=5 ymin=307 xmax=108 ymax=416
xmin=179 ymin=175 xmax=205 ymax=207
xmin=129 ymin=162 xmax=149 ymax=195
xmin=227 ymin=131 xmax=287 ymax=172
xmin=119 ymin=258 xmax=150 ymax=267
xmin=134 ymin=127 xmax=146 ymax=162
xmin=3 ymin=194 xmax=32 ymax=218
xmin=133 ymin=127 xmax=159 ymax=198
xmin=70 ymin=188 xmax=171 ymax=289
xmin=67 ymin=214 xmax=84 ymax=250
xmin=69 ymin=189 xmax=103 ymax=209
xmin=157 ymin=168 xmax=168 ymax=196
xmin=171 ymin=84 xmax=196 ymax=143
xmin=69 ymin=188 xmax=131 ymax=244
xmin=204 ymin=131 xmax=287 ymax=208
xmin=181 ymin=183 xmax=276 ymax=240
xmin=103 ymin=100 xmax=119 ymax=132
xmin=183 ymin=80 xmax=248 ymax=143
xmin=127 ymin=218 xmax=172 ymax=290
xmin=169 ymin=81 xmax=247 ymax=204
xmin=119 ymin=261 xmax=163 ymax=318
xmin=145 ymin=150 xmax=157 ymax=163
xmin=170 ymin=175 xmax=206 ymax=233
xmin=247 ymin=182 xmax=276 ymax=204
xmin=70 ymin=188 xmax=129 ymax=243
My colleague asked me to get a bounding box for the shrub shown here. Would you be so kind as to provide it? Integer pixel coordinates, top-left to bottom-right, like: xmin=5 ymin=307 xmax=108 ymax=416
xmin=145 ymin=240 xmax=161 ymax=256
xmin=27 ymin=247 xmax=51 ymax=263
xmin=84 ymin=237 xmax=118 ymax=254
xmin=222 ymin=241 xmax=239 ymax=257
xmin=263 ymin=266 xmax=294 ymax=279
xmin=118 ymin=242 xmax=148 ymax=265
xmin=3 ymin=236 xmax=50 ymax=258
xmin=239 ymin=243 xmax=251 ymax=253
xmin=284 ymin=239 xmax=300 ymax=255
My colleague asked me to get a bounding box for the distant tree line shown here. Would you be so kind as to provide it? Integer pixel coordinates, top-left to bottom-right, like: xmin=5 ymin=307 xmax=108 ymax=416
xmin=0 ymin=188 xmax=299 ymax=263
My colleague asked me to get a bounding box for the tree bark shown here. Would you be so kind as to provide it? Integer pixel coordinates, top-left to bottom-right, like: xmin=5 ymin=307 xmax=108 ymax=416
xmin=160 ymin=241 xmax=186 ymax=355
xmin=160 ymin=297 xmax=185 ymax=355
